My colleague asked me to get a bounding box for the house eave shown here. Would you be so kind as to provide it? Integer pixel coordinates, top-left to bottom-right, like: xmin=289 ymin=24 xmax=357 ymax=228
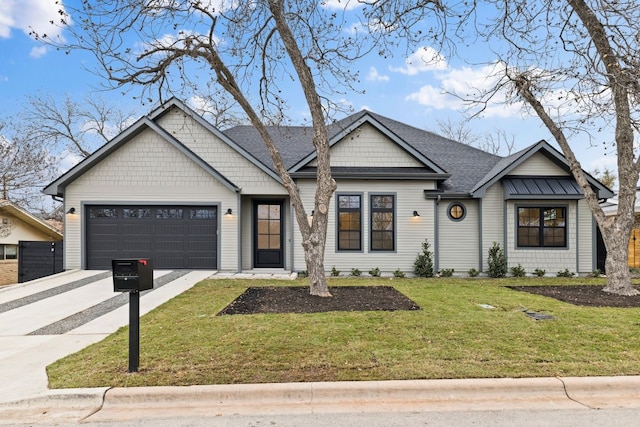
xmin=292 ymin=171 xmax=450 ymax=180
xmin=423 ymin=190 xmax=472 ymax=199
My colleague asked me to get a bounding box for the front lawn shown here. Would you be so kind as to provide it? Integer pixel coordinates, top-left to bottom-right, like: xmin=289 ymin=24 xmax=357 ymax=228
xmin=47 ymin=277 xmax=640 ymax=388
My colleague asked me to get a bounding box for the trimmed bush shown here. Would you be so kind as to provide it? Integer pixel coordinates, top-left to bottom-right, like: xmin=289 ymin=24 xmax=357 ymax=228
xmin=487 ymin=242 xmax=507 ymax=278
xmin=414 ymin=239 xmax=435 ymax=278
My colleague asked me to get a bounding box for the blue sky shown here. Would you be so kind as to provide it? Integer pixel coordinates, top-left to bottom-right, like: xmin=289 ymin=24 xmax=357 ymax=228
xmin=0 ymin=0 xmax=614 ymax=180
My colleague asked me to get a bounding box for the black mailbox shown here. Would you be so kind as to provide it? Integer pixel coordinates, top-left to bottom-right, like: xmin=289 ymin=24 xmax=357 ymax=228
xmin=112 ymin=259 xmax=154 ymax=292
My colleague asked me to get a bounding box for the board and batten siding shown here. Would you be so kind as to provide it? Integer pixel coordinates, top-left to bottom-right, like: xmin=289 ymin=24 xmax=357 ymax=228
xmin=63 ymin=127 xmax=238 ymax=270
xmin=307 ymin=123 xmax=424 ymax=168
xmin=577 ymin=199 xmax=595 ymax=273
xmin=156 ymin=108 xmax=287 ymax=195
xmin=480 ymin=185 xmax=504 ymax=271
xmin=506 ymin=200 xmax=579 ymax=274
xmin=509 ymin=152 xmax=567 ymax=176
xmin=437 ymin=199 xmax=480 ymax=272
xmin=291 ymin=179 xmax=434 ymax=275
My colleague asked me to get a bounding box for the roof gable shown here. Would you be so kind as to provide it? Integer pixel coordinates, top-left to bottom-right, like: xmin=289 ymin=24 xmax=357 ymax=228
xmin=471 ymin=140 xmax=614 ymax=199
xmin=43 ymin=116 xmax=240 ymax=197
xmin=288 ymin=111 xmax=448 ymax=174
xmin=148 ymin=98 xmax=282 ymax=184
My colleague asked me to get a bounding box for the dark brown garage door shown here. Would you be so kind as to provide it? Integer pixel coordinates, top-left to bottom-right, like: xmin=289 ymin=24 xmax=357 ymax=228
xmin=86 ymin=205 xmax=217 ymax=269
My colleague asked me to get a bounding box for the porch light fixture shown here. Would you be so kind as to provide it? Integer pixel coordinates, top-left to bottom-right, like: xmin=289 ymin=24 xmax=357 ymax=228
xmin=67 ymin=207 xmax=76 ymax=215
xmin=310 ymin=210 xmax=314 ymax=217
xmin=225 ymin=208 xmax=233 ymax=216
xmin=413 ymin=210 xmax=420 ymax=217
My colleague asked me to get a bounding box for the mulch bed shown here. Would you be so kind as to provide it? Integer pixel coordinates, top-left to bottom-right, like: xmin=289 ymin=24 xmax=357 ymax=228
xmin=217 ymin=286 xmax=421 ymax=315
xmin=509 ymin=285 xmax=640 ymax=308
xmin=218 ymin=284 xmax=640 ymax=316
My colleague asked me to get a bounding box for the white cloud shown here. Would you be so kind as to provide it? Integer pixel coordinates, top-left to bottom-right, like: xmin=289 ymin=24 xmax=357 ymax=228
xmin=0 ymin=0 xmax=67 ymax=57
xmin=321 ymin=0 xmax=361 ymax=11
xmin=29 ymin=45 xmax=47 ymax=58
xmin=366 ymin=66 xmax=389 ymax=82
xmin=390 ymin=46 xmax=448 ymax=75
xmin=0 ymin=0 xmax=65 ymax=38
xmin=406 ymin=62 xmax=525 ymax=118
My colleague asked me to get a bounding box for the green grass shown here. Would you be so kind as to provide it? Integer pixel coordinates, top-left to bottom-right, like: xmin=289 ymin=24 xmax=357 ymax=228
xmin=47 ymin=277 xmax=640 ymax=388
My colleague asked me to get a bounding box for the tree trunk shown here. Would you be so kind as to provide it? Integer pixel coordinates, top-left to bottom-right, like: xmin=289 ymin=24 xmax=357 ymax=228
xmin=603 ymin=239 xmax=637 ymax=295
xmin=303 ymin=238 xmax=331 ymax=297
xmin=601 ymin=212 xmax=639 ymax=296
xmin=300 ymin=209 xmax=332 ymax=297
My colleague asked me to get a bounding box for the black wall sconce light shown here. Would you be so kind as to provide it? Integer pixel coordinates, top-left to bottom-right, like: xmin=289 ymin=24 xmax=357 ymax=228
xmin=413 ymin=210 xmax=420 ymax=217
xmin=67 ymin=207 xmax=76 ymax=215
xmin=225 ymin=208 xmax=233 ymax=216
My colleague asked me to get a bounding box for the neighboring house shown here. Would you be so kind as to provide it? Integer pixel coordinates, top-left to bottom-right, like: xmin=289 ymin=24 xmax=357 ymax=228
xmin=0 ymin=200 xmax=64 ymax=285
xmin=43 ymin=98 xmax=613 ymax=276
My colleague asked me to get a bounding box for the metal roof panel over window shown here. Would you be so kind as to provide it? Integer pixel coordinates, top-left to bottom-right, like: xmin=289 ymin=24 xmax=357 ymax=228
xmin=502 ymin=177 xmax=584 ymax=199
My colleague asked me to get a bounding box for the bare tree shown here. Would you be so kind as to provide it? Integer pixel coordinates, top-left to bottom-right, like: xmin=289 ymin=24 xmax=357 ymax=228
xmin=38 ymin=1 xmax=446 ymax=296
xmin=434 ymin=117 xmax=482 ymax=146
xmin=20 ymin=93 xmax=136 ymax=158
xmin=0 ymin=121 xmax=57 ymax=213
xmin=592 ymin=168 xmax=617 ymax=190
xmin=435 ymin=118 xmax=516 ymax=155
xmin=460 ymin=0 xmax=640 ymax=295
xmin=482 ymin=129 xmax=516 ymax=156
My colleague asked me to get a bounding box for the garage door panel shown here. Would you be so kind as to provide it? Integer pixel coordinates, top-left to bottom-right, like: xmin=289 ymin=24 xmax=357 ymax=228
xmin=122 ymin=223 xmax=154 ymax=235
xmin=120 ymin=240 xmax=153 ymax=251
xmin=86 ymin=205 xmax=217 ymax=269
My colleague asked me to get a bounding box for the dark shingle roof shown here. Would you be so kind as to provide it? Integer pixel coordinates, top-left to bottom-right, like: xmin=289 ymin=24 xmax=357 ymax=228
xmin=363 ymin=112 xmax=502 ymax=193
xmin=223 ymin=110 xmax=503 ymax=194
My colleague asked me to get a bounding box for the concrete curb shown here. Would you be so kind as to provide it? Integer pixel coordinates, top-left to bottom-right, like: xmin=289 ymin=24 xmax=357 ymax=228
xmin=0 ymin=388 xmax=108 ymax=425
xmin=87 ymin=377 xmax=591 ymax=421
xmin=3 ymin=376 xmax=640 ymax=424
xmin=561 ymin=376 xmax=640 ymax=408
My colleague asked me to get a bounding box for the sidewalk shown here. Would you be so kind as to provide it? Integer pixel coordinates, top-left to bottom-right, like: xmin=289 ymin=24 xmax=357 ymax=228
xmin=0 ymin=271 xmax=639 ymax=425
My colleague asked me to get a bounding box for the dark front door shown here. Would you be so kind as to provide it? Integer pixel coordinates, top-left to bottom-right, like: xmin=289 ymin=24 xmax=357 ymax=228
xmin=254 ymin=201 xmax=284 ymax=268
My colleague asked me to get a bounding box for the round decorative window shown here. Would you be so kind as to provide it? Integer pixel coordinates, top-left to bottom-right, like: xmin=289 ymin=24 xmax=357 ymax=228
xmin=448 ymin=202 xmax=466 ymax=221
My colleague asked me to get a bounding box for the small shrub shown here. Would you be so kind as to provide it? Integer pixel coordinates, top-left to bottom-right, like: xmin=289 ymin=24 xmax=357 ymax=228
xmin=298 ymin=270 xmax=308 ymax=278
xmin=533 ymin=268 xmax=546 ymax=277
xmin=510 ymin=264 xmax=526 ymax=278
xmin=588 ymin=269 xmax=601 ymax=278
xmin=487 ymin=242 xmax=507 ymax=278
xmin=440 ymin=268 xmax=454 ymax=277
xmin=369 ymin=267 xmax=381 ymax=277
xmin=556 ymin=268 xmax=575 ymax=278
xmin=467 ymin=268 xmax=480 ymax=278
xmin=393 ymin=269 xmax=405 ymax=278
xmin=414 ymin=239 xmax=435 ymax=278
xmin=351 ymin=268 xmax=362 ymax=277
xmin=331 ymin=266 xmax=340 ymax=277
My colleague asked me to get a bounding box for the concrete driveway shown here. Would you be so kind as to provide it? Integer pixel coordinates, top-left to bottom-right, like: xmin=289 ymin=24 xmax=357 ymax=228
xmin=0 ymin=269 xmax=215 ymax=406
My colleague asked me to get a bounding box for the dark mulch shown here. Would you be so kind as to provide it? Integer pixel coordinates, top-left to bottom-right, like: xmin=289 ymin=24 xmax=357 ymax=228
xmin=217 ymin=286 xmax=421 ymax=315
xmin=509 ymin=285 xmax=640 ymax=308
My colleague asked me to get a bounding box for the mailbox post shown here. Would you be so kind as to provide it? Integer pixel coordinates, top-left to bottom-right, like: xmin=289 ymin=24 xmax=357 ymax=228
xmin=112 ymin=259 xmax=153 ymax=373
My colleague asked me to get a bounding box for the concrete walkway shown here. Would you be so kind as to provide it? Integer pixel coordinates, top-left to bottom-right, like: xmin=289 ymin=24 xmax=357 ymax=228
xmin=0 ymin=270 xmax=639 ymax=425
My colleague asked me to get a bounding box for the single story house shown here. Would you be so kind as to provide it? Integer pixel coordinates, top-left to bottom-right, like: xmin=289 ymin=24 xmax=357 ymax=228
xmin=0 ymin=200 xmax=63 ymax=285
xmin=43 ymin=98 xmax=613 ymax=276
